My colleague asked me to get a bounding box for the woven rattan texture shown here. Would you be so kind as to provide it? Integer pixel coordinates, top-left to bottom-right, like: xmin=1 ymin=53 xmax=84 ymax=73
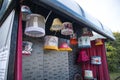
xmin=68 ymin=48 xmax=81 ymax=80
xmin=22 ymin=37 xmax=69 ymax=80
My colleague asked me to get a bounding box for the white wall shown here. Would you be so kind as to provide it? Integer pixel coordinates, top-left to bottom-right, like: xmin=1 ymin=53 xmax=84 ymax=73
xmin=0 ymin=10 xmax=15 ymax=49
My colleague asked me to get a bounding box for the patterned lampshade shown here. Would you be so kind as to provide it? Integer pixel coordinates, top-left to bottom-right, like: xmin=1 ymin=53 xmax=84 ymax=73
xmin=61 ymin=22 xmax=73 ymax=35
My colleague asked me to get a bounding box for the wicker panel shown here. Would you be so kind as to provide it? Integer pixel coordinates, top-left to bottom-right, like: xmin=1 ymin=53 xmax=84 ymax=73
xmin=22 ymin=38 xmax=44 ymax=80
xmin=22 ymin=37 xmax=69 ymax=80
xmin=44 ymin=51 xmax=69 ymax=80
xmin=68 ymin=48 xmax=81 ymax=80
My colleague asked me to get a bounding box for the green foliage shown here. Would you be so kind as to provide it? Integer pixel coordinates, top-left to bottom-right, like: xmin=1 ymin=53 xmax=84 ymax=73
xmin=106 ymin=32 xmax=120 ymax=72
xmin=110 ymin=72 xmax=120 ymax=80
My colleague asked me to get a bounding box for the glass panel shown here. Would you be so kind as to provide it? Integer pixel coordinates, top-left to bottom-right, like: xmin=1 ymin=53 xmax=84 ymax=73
xmin=0 ymin=0 xmax=3 ymax=10
xmin=0 ymin=0 xmax=12 ymax=25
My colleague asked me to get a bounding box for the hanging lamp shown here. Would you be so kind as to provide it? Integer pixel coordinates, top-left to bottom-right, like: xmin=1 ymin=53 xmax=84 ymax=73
xmin=95 ymin=38 xmax=103 ymax=45
xmin=70 ymin=33 xmax=78 ymax=45
xmin=61 ymin=22 xmax=73 ymax=35
xmin=82 ymin=27 xmax=93 ymax=37
xmin=84 ymin=70 xmax=93 ymax=79
xmin=78 ymin=36 xmax=91 ymax=48
xmin=24 ymin=14 xmax=45 ymax=37
xmin=58 ymin=38 xmax=72 ymax=51
xmin=77 ymin=49 xmax=89 ymax=63
xmin=21 ymin=5 xmax=32 ymax=21
xmin=50 ymin=18 xmax=63 ymax=31
xmin=44 ymin=35 xmax=58 ymax=50
xmin=91 ymin=56 xmax=101 ymax=65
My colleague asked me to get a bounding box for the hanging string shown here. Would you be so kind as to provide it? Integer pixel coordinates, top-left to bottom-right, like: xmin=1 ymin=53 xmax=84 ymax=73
xmin=45 ymin=10 xmax=52 ymax=23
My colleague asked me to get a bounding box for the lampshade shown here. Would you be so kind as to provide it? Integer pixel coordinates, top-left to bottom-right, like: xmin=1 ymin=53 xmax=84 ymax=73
xmin=61 ymin=22 xmax=73 ymax=35
xmin=50 ymin=18 xmax=63 ymax=31
xmin=78 ymin=36 xmax=91 ymax=48
xmin=44 ymin=35 xmax=58 ymax=50
xmin=77 ymin=49 xmax=89 ymax=63
xmin=22 ymin=41 xmax=33 ymax=55
xmin=21 ymin=5 xmax=31 ymax=21
xmin=84 ymin=70 xmax=93 ymax=79
xmin=91 ymin=56 xmax=101 ymax=65
xmin=24 ymin=14 xmax=45 ymax=37
xmin=82 ymin=27 xmax=93 ymax=37
xmin=58 ymin=38 xmax=72 ymax=51
xmin=70 ymin=33 xmax=78 ymax=45
xmin=95 ymin=38 xmax=103 ymax=45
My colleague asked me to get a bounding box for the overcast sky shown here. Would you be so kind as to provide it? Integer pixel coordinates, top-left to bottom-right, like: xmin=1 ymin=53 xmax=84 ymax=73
xmin=75 ymin=0 xmax=120 ymax=32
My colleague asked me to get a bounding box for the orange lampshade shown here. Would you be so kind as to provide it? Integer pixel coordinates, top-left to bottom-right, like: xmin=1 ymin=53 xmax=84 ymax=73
xmin=70 ymin=33 xmax=78 ymax=45
xmin=95 ymin=39 xmax=103 ymax=45
xmin=70 ymin=38 xmax=78 ymax=45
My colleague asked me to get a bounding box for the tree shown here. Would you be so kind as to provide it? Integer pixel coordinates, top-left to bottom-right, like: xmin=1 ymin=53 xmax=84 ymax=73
xmin=106 ymin=32 xmax=120 ymax=72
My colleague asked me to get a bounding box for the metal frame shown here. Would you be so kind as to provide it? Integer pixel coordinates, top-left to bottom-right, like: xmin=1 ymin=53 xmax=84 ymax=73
xmin=0 ymin=0 xmax=17 ymax=27
xmin=7 ymin=7 xmax=19 ymax=80
xmin=32 ymin=0 xmax=115 ymax=40
xmin=7 ymin=6 xmax=20 ymax=80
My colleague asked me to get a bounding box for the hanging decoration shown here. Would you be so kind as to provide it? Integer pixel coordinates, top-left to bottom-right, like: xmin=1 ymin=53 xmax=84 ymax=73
xmin=22 ymin=41 xmax=33 ymax=55
xmin=70 ymin=33 xmax=78 ymax=45
xmin=78 ymin=36 xmax=91 ymax=48
xmin=95 ymin=39 xmax=103 ymax=46
xmin=84 ymin=70 xmax=93 ymax=79
xmin=61 ymin=22 xmax=73 ymax=35
xmin=77 ymin=49 xmax=89 ymax=63
xmin=58 ymin=38 xmax=72 ymax=51
xmin=50 ymin=18 xmax=63 ymax=31
xmin=91 ymin=56 xmax=101 ymax=65
xmin=24 ymin=14 xmax=45 ymax=37
xmin=44 ymin=35 xmax=58 ymax=50
xmin=21 ymin=5 xmax=32 ymax=21
xmin=82 ymin=27 xmax=93 ymax=37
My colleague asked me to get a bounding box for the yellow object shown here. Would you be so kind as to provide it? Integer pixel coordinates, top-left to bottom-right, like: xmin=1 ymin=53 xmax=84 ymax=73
xmin=50 ymin=18 xmax=63 ymax=31
xmin=44 ymin=46 xmax=58 ymax=50
xmin=44 ymin=36 xmax=58 ymax=50
xmin=59 ymin=48 xmax=72 ymax=51
xmin=95 ymin=39 xmax=103 ymax=45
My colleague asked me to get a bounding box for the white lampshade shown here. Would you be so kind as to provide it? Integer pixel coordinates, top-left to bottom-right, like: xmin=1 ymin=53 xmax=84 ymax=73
xmin=25 ymin=14 xmax=45 ymax=37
